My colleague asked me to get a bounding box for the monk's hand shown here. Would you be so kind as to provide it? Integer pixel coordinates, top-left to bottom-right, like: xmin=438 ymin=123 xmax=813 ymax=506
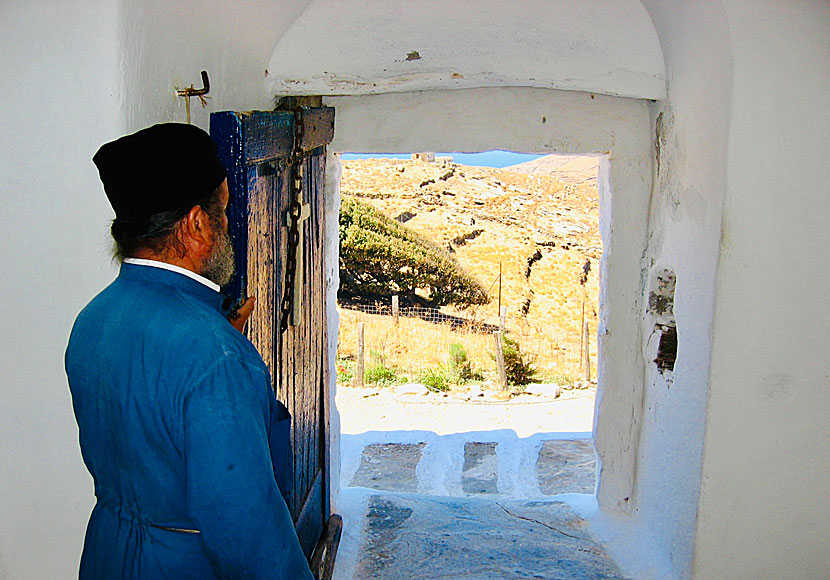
xmin=228 ymin=296 xmax=256 ymax=333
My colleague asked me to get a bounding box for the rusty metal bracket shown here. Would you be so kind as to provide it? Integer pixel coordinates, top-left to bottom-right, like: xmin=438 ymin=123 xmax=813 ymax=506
xmin=176 ymin=70 xmax=211 ymax=124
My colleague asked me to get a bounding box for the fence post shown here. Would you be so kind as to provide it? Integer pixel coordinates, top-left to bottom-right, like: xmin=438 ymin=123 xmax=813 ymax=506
xmin=355 ymin=322 xmax=365 ymax=387
xmin=582 ymin=321 xmax=591 ymax=383
xmin=499 ymin=305 xmax=507 ymax=332
xmin=494 ymin=330 xmax=508 ymax=390
xmin=392 ymin=294 xmax=399 ymax=326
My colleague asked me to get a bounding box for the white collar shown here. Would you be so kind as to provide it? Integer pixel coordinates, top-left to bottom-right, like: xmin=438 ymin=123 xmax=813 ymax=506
xmin=123 ymin=258 xmax=221 ymax=292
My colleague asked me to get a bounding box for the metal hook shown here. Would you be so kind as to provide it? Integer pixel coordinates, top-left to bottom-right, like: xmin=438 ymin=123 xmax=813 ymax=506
xmin=177 ymin=70 xmax=210 ymax=98
xmin=176 ymin=71 xmax=211 ymax=124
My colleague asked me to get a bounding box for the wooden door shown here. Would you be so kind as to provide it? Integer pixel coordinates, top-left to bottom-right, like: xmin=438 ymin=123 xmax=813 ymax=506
xmin=210 ymin=108 xmax=335 ymax=558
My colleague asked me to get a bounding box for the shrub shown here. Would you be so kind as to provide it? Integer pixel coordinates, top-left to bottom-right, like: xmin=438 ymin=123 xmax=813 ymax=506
xmin=339 ymin=198 xmax=490 ymax=309
xmin=545 ymin=373 xmax=574 ymax=387
xmin=494 ymin=336 xmax=538 ymax=386
xmin=365 ymin=363 xmax=397 ymax=386
xmin=418 ymin=344 xmax=484 ymax=393
xmin=448 ymin=343 xmax=483 ymax=383
xmin=364 ymin=349 xmax=398 ymax=386
xmin=420 ymin=367 xmax=451 ymax=392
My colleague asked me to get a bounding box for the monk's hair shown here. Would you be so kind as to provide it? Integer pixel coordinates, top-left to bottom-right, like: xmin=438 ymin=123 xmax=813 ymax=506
xmin=111 ymin=185 xmax=226 ymax=262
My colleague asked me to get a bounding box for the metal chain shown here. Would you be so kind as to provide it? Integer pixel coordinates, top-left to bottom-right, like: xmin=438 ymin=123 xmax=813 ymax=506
xmin=279 ymin=108 xmax=305 ymax=333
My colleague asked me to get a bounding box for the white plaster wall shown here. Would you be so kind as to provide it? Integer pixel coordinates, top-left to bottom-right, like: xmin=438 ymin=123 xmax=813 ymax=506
xmin=324 ymin=152 xmax=344 ymax=514
xmin=324 ymin=86 xmax=653 ymax=518
xmin=596 ymin=2 xmax=736 ymax=578
xmin=694 ymin=2 xmax=830 ymax=578
xmin=267 ymin=0 xmax=665 ymax=100
xmin=0 ymin=1 xmax=122 ymax=577
xmin=119 ymin=0 xmax=312 ymax=132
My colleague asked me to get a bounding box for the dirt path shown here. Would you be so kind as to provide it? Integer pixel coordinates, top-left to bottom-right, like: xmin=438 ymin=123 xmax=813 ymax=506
xmin=336 ymin=385 xmax=596 ymax=437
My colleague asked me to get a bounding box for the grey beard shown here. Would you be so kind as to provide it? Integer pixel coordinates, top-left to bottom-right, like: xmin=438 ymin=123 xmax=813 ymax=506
xmin=201 ymin=229 xmax=235 ymax=287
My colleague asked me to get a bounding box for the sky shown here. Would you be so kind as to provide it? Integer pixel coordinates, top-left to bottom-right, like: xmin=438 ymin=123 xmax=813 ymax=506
xmin=340 ymin=150 xmax=546 ymax=169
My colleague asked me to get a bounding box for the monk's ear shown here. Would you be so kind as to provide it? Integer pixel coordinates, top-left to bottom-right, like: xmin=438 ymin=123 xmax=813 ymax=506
xmin=187 ymin=205 xmax=213 ymax=245
xmin=181 ymin=205 xmax=213 ymax=250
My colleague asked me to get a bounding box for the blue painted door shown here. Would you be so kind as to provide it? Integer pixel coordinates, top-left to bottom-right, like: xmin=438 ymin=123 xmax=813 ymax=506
xmin=210 ymin=109 xmax=335 ymax=559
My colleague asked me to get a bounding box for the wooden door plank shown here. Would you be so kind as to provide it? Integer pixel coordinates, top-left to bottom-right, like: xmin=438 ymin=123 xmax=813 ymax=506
xmin=272 ymin=169 xmax=286 ymax=399
xmin=307 ymin=174 xmax=316 ymax=503
xmin=235 ymin=112 xmax=294 ymax=165
xmin=306 ymin=170 xmax=317 ymax=501
xmin=299 ymin=108 xmax=335 ymax=152
xmin=277 ymin=160 xmax=296 ymax=517
xmin=295 ymin=470 xmax=325 ymax=557
xmin=310 ymin=153 xmax=323 ymax=482
xmin=233 ymin=108 xmax=334 ymax=165
xmin=316 ymin=152 xmax=331 ymax=520
xmin=245 ymin=163 xmax=278 ymax=380
xmin=210 ymin=112 xmax=248 ymax=303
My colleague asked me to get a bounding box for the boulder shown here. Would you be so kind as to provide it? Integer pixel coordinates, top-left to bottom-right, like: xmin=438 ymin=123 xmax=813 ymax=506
xmin=523 ymin=384 xmax=562 ymax=398
xmin=395 ymin=383 xmax=429 ymax=396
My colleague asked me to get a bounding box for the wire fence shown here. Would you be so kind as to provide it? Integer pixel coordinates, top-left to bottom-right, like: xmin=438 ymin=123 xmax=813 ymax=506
xmin=336 ymin=300 xmax=593 ymax=385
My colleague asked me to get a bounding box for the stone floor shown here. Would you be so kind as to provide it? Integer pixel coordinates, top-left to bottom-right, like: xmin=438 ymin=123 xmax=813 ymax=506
xmin=334 ymin=434 xmax=630 ymax=580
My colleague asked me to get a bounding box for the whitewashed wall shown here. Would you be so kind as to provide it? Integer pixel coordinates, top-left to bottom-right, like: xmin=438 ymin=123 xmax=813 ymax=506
xmin=0 ymin=1 xmax=121 ymax=577
xmin=324 ymin=152 xmax=343 ymax=518
xmin=120 ymin=0 xmax=312 ymax=132
xmin=596 ymin=2 xmax=736 ymax=578
xmin=694 ymin=2 xmax=830 ymax=578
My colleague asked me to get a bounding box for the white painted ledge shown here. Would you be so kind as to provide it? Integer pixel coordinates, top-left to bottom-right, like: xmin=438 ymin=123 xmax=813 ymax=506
xmin=267 ymin=0 xmax=666 ymax=100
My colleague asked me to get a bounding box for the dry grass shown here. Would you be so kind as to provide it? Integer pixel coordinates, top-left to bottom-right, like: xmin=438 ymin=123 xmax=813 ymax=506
xmin=336 ymin=306 xmax=588 ymax=384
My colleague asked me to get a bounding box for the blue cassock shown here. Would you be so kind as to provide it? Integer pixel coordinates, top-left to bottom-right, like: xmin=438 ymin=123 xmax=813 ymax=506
xmin=65 ymin=262 xmax=314 ymax=580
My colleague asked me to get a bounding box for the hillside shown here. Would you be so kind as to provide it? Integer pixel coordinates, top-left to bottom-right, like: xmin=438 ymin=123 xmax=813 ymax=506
xmin=338 ymin=154 xmax=602 ymax=379
xmin=505 ymin=154 xmax=599 ymax=187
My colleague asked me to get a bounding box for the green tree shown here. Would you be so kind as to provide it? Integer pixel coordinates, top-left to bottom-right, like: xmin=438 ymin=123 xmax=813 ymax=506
xmin=339 ymin=198 xmax=490 ymax=308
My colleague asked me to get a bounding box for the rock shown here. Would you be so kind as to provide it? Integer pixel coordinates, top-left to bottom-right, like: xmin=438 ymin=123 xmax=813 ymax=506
xmin=462 ymin=442 xmax=499 ymax=494
xmin=536 ymin=439 xmax=596 ymax=495
xmin=395 ymin=383 xmax=429 ymax=396
xmin=350 ymin=444 xmax=425 ymax=492
xmin=355 ymin=494 xmax=628 ymax=580
xmin=395 ymin=210 xmax=416 ymax=223
xmin=523 ymin=384 xmax=562 ymax=398
xmin=438 ymin=168 xmax=455 ymax=181
xmin=451 ymin=229 xmax=484 ymax=246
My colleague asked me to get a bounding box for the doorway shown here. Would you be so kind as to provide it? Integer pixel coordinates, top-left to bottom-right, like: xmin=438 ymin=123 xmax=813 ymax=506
xmin=324 ymin=87 xmax=654 ymax=518
xmin=326 ymin=144 xmax=627 ymax=578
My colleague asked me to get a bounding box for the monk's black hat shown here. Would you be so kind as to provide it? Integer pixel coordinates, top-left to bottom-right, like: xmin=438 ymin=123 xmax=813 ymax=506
xmin=93 ymin=123 xmax=227 ymax=223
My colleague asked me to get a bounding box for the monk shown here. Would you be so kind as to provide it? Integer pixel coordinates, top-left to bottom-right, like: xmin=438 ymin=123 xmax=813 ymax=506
xmin=65 ymin=123 xmax=314 ymax=579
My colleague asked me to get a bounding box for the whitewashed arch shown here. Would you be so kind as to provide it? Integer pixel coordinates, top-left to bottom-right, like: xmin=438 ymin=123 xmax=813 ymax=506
xmin=267 ymin=0 xmax=666 ymax=99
